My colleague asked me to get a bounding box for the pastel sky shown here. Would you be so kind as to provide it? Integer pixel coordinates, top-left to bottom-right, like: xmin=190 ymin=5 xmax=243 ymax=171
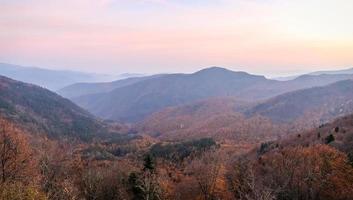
xmin=1 ymin=0 xmax=353 ymax=76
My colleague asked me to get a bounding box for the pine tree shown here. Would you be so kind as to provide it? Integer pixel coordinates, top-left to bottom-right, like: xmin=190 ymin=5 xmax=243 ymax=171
xmin=143 ymin=154 xmax=155 ymax=171
xmin=128 ymin=155 xmax=162 ymax=200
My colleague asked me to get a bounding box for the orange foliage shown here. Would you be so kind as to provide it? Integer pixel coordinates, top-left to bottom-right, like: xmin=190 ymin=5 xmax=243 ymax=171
xmin=259 ymin=145 xmax=353 ymax=200
xmin=0 ymin=118 xmax=34 ymax=184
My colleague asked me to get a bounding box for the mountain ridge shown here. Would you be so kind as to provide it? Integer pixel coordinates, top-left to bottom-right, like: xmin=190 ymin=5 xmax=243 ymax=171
xmin=57 ymin=74 xmax=165 ymax=98
xmin=72 ymin=67 xmax=273 ymax=122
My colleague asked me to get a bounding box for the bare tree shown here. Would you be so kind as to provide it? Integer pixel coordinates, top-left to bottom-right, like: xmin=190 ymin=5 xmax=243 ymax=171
xmin=39 ymin=142 xmax=81 ymax=200
xmin=188 ymin=151 xmax=223 ymax=200
xmin=228 ymin=158 xmax=274 ymax=200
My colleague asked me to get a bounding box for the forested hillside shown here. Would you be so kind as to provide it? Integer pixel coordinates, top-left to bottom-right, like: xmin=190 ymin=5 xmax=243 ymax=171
xmin=0 ymin=75 xmax=109 ymax=141
xmin=247 ymin=80 xmax=353 ymax=124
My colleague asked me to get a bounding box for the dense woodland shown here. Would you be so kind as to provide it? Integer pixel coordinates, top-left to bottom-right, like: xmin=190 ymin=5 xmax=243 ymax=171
xmin=1 ymin=115 xmax=353 ymax=200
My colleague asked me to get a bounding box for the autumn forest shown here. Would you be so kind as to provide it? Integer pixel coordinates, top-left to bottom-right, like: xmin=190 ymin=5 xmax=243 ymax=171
xmin=0 ymin=64 xmax=353 ymax=200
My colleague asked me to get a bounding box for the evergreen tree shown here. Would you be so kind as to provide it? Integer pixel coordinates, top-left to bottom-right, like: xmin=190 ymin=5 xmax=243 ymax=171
xmin=128 ymin=155 xmax=162 ymax=200
xmin=325 ymin=134 xmax=335 ymax=144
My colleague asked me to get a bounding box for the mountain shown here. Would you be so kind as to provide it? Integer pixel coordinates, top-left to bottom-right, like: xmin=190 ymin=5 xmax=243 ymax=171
xmin=0 ymin=75 xmax=110 ymax=141
xmin=247 ymin=80 xmax=353 ymax=125
xmin=72 ymin=67 xmax=273 ymax=122
xmin=273 ymin=67 xmax=353 ymax=81
xmin=0 ymin=63 xmax=117 ymax=91
xmin=58 ymin=74 xmax=164 ymax=98
xmin=71 ymin=67 xmax=353 ymax=122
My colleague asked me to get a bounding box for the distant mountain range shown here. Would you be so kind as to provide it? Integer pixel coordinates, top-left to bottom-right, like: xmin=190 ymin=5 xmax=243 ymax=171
xmin=0 ymin=75 xmax=110 ymax=141
xmin=71 ymin=67 xmax=273 ymax=122
xmin=58 ymin=74 xmax=164 ymax=98
xmin=67 ymin=67 xmax=353 ymax=122
xmin=0 ymin=63 xmax=143 ymax=91
xmin=273 ymin=67 xmax=353 ymax=81
xmin=309 ymin=67 xmax=353 ymax=76
xmin=0 ymin=62 xmax=353 ymax=151
xmin=3 ymin=62 xmax=353 ymax=125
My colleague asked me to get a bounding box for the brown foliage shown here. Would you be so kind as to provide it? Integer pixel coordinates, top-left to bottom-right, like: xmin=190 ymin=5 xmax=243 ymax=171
xmin=228 ymin=158 xmax=274 ymax=200
xmin=141 ymin=98 xmax=282 ymax=143
xmin=39 ymin=142 xmax=83 ymax=200
xmin=0 ymin=119 xmax=34 ymax=184
xmin=79 ymin=163 xmax=130 ymax=200
xmin=0 ymin=182 xmax=46 ymax=200
xmin=258 ymin=145 xmax=353 ymax=200
xmin=186 ymin=151 xmax=229 ymax=200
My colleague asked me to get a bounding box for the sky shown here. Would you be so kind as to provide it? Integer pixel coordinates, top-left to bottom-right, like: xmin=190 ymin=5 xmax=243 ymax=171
xmin=0 ymin=0 xmax=353 ymax=77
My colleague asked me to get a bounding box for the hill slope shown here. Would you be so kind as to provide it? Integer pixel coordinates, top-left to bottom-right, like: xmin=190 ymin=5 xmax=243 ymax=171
xmin=142 ymin=80 xmax=353 ymax=140
xmin=283 ymin=114 xmax=353 ymax=155
xmin=0 ymin=75 xmax=108 ymax=141
xmin=247 ymin=80 xmax=353 ymax=125
xmin=259 ymin=113 xmax=353 ymax=166
xmin=140 ymin=97 xmax=281 ymax=142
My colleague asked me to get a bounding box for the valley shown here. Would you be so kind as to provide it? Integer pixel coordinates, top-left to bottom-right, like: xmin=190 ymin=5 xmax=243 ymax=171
xmin=2 ymin=1 xmax=353 ymax=199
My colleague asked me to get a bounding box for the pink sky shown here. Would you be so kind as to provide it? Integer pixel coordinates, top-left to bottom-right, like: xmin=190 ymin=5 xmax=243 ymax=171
xmin=1 ymin=0 xmax=352 ymax=77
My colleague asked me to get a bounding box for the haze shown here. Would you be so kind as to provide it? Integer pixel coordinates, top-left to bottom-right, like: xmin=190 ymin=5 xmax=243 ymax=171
xmin=1 ymin=0 xmax=353 ymax=77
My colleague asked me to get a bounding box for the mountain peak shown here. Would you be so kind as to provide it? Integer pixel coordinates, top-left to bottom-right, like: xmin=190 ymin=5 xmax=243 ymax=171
xmin=193 ymin=67 xmax=267 ymax=81
xmin=194 ymin=66 xmax=247 ymax=76
xmin=194 ymin=66 xmax=232 ymax=74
